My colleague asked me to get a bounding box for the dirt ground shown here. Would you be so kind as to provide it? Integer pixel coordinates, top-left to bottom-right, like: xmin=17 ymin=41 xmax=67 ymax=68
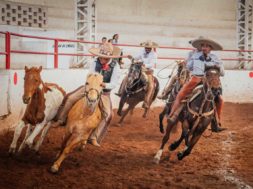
xmin=0 ymin=102 xmax=252 ymax=189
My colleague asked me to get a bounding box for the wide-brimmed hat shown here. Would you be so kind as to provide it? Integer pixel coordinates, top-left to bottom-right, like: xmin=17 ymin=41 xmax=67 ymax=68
xmin=140 ymin=40 xmax=159 ymax=48
xmin=191 ymin=37 xmax=223 ymax=51
xmin=89 ymin=42 xmax=122 ymax=58
xmin=189 ymin=36 xmax=204 ymax=44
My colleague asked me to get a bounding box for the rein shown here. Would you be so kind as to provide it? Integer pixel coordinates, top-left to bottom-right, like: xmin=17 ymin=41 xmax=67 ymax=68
xmin=187 ymin=80 xmax=215 ymax=138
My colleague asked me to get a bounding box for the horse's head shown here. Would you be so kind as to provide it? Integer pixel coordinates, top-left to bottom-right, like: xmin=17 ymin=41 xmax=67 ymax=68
xmin=84 ymin=73 xmax=104 ymax=111
xmin=205 ymin=66 xmax=221 ymax=88
xmin=23 ymin=66 xmax=43 ymax=104
xmin=204 ymin=65 xmax=221 ymax=100
xmin=176 ymin=60 xmax=189 ymax=86
xmin=126 ymin=60 xmax=143 ymax=88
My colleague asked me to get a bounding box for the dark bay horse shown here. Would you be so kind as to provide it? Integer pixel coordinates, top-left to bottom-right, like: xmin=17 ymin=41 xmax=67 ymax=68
xmin=154 ymin=66 xmax=220 ymax=163
xmin=159 ymin=62 xmax=190 ymax=133
xmin=117 ymin=61 xmax=159 ymax=125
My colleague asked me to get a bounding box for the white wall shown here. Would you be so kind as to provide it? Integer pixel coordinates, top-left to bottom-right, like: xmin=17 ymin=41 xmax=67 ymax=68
xmin=0 ymin=0 xmax=76 ymax=69
xmin=0 ymin=69 xmax=252 ymax=131
xmin=96 ymin=0 xmax=240 ymax=69
xmin=0 ymin=0 xmax=249 ymax=70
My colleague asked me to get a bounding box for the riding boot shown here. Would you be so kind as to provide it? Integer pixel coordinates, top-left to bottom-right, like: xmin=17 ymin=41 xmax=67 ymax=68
xmin=211 ymin=117 xmax=226 ymax=132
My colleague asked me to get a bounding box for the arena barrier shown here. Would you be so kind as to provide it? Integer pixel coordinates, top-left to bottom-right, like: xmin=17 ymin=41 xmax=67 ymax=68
xmin=0 ymin=31 xmax=253 ymax=129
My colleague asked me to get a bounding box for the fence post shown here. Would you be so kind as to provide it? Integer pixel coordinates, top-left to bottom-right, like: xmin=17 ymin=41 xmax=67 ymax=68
xmin=54 ymin=39 xmax=58 ymax=69
xmin=5 ymin=32 xmax=10 ymax=69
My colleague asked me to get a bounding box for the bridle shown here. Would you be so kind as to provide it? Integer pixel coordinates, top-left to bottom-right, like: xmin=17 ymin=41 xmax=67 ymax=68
xmin=125 ymin=63 xmax=145 ymax=96
xmin=83 ymin=87 xmax=102 ymax=102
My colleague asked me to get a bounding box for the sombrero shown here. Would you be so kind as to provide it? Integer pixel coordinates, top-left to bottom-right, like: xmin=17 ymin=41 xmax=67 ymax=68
xmin=191 ymin=37 xmax=223 ymax=51
xmin=89 ymin=42 xmax=122 ymax=58
xmin=140 ymin=40 xmax=159 ymax=48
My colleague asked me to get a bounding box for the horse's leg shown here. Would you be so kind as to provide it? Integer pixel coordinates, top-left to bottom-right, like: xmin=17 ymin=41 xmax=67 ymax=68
xmin=154 ymin=119 xmax=176 ymax=164
xmin=50 ymin=127 xmax=93 ymax=173
xmin=169 ymin=120 xmax=189 ymax=151
xmin=177 ymin=122 xmax=208 ymax=160
xmin=9 ymin=121 xmax=25 ymax=154
xmin=33 ymin=122 xmax=52 ymax=152
xmin=25 ymin=120 xmax=46 ymax=148
xmin=50 ymin=134 xmax=82 ymax=173
xmin=18 ymin=124 xmax=32 ymax=153
xmin=118 ymin=105 xmax=132 ymax=125
xmin=143 ymin=107 xmax=149 ymax=118
xmin=159 ymin=104 xmax=170 ymax=134
xmin=55 ymin=130 xmax=72 ymax=159
xmin=117 ymin=94 xmax=127 ymax=116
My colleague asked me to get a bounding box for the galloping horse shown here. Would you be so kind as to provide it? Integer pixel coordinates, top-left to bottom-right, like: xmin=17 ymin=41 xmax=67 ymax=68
xmin=9 ymin=66 xmax=65 ymax=154
xmin=159 ymin=62 xmax=190 ymax=133
xmin=50 ymin=73 xmax=105 ymax=173
xmin=154 ymin=66 xmax=220 ymax=163
xmin=117 ymin=60 xmax=159 ymax=125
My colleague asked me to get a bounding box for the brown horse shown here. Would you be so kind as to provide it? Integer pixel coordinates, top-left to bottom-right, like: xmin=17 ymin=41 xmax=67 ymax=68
xmin=159 ymin=61 xmax=190 ymax=133
xmin=154 ymin=66 xmax=220 ymax=163
xmin=9 ymin=66 xmax=66 ymax=154
xmin=117 ymin=61 xmax=159 ymax=125
xmin=50 ymin=73 xmax=105 ymax=173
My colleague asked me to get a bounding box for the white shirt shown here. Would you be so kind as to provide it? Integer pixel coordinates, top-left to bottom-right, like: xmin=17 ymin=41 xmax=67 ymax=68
xmin=187 ymin=52 xmax=225 ymax=76
xmin=89 ymin=59 xmax=121 ymax=90
xmin=135 ymin=49 xmax=158 ymax=69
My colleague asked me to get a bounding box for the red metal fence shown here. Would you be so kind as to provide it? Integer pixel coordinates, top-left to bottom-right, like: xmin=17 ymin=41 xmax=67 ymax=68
xmin=1 ymin=31 xmax=253 ymax=69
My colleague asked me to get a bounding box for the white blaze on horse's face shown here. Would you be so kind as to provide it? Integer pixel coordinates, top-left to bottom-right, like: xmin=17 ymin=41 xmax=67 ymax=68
xmin=23 ymin=66 xmax=42 ymax=104
xmin=85 ymin=73 xmax=104 ymax=111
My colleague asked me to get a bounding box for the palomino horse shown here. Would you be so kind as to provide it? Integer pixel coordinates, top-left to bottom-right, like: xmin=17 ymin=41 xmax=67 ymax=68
xmin=50 ymin=73 xmax=104 ymax=173
xmin=159 ymin=61 xmax=190 ymax=133
xmin=9 ymin=66 xmax=65 ymax=154
xmin=154 ymin=66 xmax=220 ymax=163
xmin=117 ymin=60 xmax=159 ymax=125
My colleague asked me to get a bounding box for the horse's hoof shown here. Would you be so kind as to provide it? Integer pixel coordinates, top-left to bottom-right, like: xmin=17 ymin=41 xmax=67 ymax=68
xmin=153 ymin=157 xmax=160 ymax=164
xmin=50 ymin=165 xmax=59 ymax=174
xmin=25 ymin=140 xmax=33 ymax=148
xmin=159 ymin=128 xmax=164 ymax=134
xmin=8 ymin=147 xmax=16 ymax=155
xmin=177 ymin=152 xmax=184 ymax=160
xmin=116 ymin=123 xmax=122 ymax=127
xmin=169 ymin=143 xmax=178 ymax=151
xmin=117 ymin=111 xmax=122 ymax=116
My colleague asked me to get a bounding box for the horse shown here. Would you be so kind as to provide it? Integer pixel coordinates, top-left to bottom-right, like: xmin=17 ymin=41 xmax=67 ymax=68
xmin=9 ymin=66 xmax=66 ymax=154
xmin=154 ymin=66 xmax=220 ymax=163
xmin=117 ymin=60 xmax=159 ymax=125
xmin=159 ymin=61 xmax=190 ymax=133
xmin=50 ymin=73 xmax=105 ymax=173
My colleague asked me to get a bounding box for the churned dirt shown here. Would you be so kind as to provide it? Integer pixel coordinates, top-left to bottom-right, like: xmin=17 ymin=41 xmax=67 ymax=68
xmin=0 ymin=102 xmax=252 ymax=189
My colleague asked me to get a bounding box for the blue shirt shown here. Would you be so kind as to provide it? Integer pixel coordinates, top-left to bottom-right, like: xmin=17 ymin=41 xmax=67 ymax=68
xmin=187 ymin=52 xmax=225 ymax=76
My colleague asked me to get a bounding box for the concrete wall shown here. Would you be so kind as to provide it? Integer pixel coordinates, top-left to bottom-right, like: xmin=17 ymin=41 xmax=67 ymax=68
xmin=96 ymin=0 xmax=240 ymax=69
xmin=0 ymin=69 xmax=252 ymax=131
xmin=0 ymin=0 xmax=249 ymax=70
xmin=0 ymin=0 xmax=76 ymax=69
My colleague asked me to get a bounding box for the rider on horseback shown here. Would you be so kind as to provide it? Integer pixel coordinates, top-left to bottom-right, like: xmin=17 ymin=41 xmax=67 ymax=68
xmin=52 ymin=42 xmax=122 ymax=146
xmin=157 ymin=37 xmax=203 ymax=100
xmin=168 ymin=37 xmax=225 ymax=132
xmin=116 ymin=40 xmax=158 ymax=109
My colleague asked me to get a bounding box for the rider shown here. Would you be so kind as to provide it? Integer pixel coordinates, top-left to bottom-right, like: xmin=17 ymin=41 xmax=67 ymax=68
xmin=168 ymin=37 xmax=225 ymax=132
xmin=157 ymin=37 xmax=203 ymax=100
xmin=116 ymin=40 xmax=158 ymax=108
xmin=53 ymin=42 xmax=121 ymax=146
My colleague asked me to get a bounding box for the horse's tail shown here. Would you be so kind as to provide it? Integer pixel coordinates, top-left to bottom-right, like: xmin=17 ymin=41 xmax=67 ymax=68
xmin=152 ymin=77 xmax=160 ymax=101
